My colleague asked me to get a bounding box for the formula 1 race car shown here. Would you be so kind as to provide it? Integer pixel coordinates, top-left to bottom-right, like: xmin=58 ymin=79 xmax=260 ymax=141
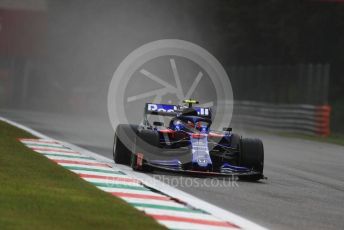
xmin=113 ymin=100 xmax=265 ymax=181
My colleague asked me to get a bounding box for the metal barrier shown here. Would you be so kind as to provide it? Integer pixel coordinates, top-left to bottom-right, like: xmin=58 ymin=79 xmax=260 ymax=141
xmin=231 ymin=101 xmax=331 ymax=136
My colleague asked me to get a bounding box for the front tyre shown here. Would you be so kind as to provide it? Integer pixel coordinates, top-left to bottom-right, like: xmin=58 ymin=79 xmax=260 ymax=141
xmin=240 ymin=138 xmax=264 ymax=181
xmin=113 ymin=124 xmax=138 ymax=165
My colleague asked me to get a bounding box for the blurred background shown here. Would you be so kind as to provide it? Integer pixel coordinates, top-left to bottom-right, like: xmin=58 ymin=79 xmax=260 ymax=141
xmin=0 ymin=0 xmax=343 ymax=136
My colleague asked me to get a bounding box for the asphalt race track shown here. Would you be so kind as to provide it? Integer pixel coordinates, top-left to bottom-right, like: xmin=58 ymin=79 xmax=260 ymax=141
xmin=1 ymin=109 xmax=344 ymax=230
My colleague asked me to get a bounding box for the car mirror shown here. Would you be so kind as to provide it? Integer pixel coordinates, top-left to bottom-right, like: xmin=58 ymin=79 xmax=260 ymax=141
xmin=153 ymin=121 xmax=164 ymax=126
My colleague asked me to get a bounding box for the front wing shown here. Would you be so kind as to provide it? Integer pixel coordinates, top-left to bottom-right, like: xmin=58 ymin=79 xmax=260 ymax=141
xmin=144 ymin=162 xmax=265 ymax=179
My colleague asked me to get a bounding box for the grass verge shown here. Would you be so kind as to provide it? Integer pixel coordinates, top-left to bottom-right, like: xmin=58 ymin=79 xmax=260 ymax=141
xmin=0 ymin=121 xmax=165 ymax=230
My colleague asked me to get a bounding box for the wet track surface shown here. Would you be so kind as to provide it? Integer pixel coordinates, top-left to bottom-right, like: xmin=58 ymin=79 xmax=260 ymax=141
xmin=2 ymin=109 xmax=344 ymax=230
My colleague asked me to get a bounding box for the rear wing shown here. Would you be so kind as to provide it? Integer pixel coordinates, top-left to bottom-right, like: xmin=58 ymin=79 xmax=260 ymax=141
xmin=144 ymin=103 xmax=212 ymax=118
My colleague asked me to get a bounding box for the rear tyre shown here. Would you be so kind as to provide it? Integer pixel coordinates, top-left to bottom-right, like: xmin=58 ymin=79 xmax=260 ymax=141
xmin=230 ymin=133 xmax=241 ymax=149
xmin=113 ymin=124 xmax=138 ymax=165
xmin=239 ymin=138 xmax=264 ymax=181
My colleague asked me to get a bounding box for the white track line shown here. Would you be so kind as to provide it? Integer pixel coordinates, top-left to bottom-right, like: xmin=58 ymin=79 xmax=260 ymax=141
xmin=0 ymin=116 xmax=268 ymax=230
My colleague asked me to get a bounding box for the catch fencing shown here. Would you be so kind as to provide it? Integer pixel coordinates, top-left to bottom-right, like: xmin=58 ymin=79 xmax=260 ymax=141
xmin=229 ymin=64 xmax=331 ymax=136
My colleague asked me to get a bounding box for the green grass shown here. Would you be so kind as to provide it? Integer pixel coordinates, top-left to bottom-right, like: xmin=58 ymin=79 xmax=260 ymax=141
xmin=0 ymin=121 xmax=165 ymax=230
xmin=278 ymin=132 xmax=344 ymax=146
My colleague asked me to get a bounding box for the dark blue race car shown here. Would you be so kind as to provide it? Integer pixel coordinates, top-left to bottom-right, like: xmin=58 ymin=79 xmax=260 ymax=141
xmin=113 ymin=100 xmax=265 ymax=181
